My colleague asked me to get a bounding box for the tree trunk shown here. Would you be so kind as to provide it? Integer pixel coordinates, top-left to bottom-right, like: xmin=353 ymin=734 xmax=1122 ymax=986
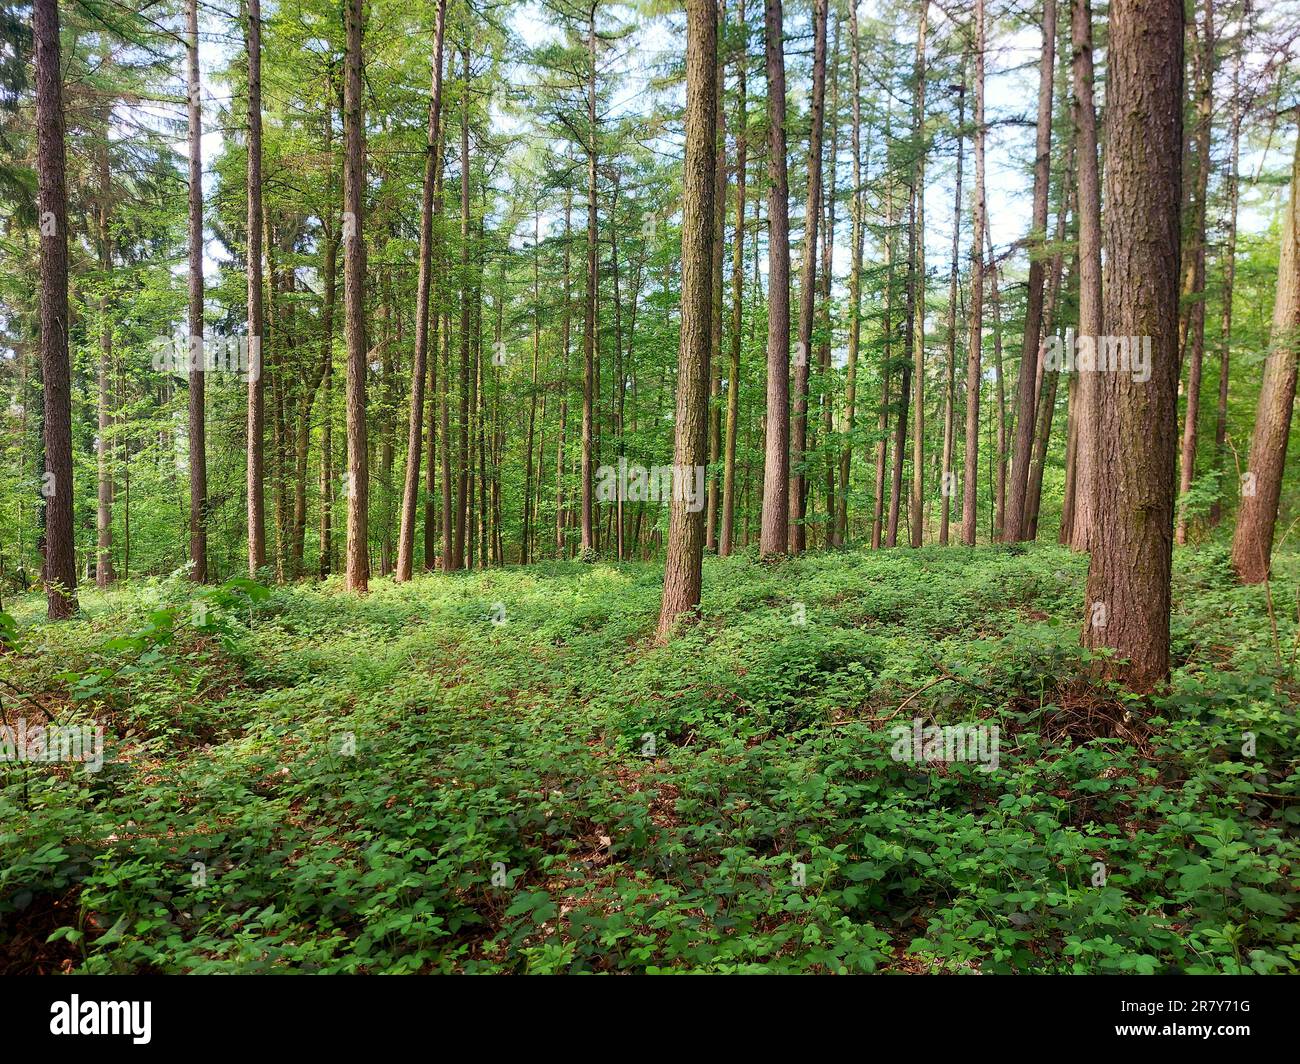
xmin=658 ymin=0 xmax=717 ymax=636
xmin=343 ymin=0 xmax=370 ymax=592
xmin=1230 ymin=125 xmax=1299 ymax=584
xmin=35 ymin=0 xmax=77 ymax=618
xmin=397 ymin=0 xmax=447 ymax=581
xmin=720 ymin=0 xmax=747 ymax=557
xmin=836 ymin=1 xmax=864 ymax=547
xmin=184 ymin=0 xmax=207 ymax=582
xmin=1209 ymin=55 xmax=1241 ymax=529
xmin=789 ymin=0 xmax=827 ymax=554
xmin=581 ymin=5 xmax=599 ymax=555
xmin=908 ymin=0 xmax=928 ymax=548
xmin=1081 ymin=0 xmax=1183 ymax=692
xmin=759 ymin=0 xmax=791 ymax=558
xmin=246 ymin=0 xmax=267 ymax=576
xmin=940 ymin=58 xmax=965 ymax=546
xmin=1004 ymin=0 xmax=1056 ymax=541
xmin=819 ymin=13 xmax=840 ymax=545
xmin=960 ymin=0 xmax=985 ymax=547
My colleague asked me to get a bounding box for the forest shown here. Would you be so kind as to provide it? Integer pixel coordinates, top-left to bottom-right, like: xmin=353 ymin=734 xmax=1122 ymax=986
xmin=0 ymin=0 xmax=1298 ymax=979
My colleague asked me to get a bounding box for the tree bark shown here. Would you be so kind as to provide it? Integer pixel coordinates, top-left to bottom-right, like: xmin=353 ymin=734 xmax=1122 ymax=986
xmin=246 ymin=0 xmax=267 ymax=576
xmin=1231 ymin=124 xmax=1299 ymax=584
xmin=758 ymin=0 xmax=790 ymax=558
xmin=658 ymin=0 xmax=717 ymax=637
xmin=184 ymin=0 xmax=207 ymax=582
xmin=908 ymin=0 xmax=928 ymax=548
xmin=343 ymin=0 xmax=370 ymax=592
xmin=720 ymin=0 xmax=747 ymax=558
xmin=960 ymin=0 xmax=985 ymax=547
xmin=1081 ymin=0 xmax=1183 ymax=692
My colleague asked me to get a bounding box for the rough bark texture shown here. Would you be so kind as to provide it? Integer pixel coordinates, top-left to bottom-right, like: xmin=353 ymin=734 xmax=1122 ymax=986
xmin=343 ymin=0 xmax=370 ymax=592
xmin=186 ymin=0 xmax=208 ymax=582
xmin=960 ymin=0 xmax=985 ymax=547
xmin=1231 ymin=126 xmax=1299 ymax=584
xmin=1004 ymin=0 xmax=1056 ymax=541
xmin=657 ymin=0 xmax=717 ymax=637
xmin=35 ymin=0 xmax=77 ymax=619
xmin=720 ymin=0 xmax=747 ymax=558
xmin=1081 ymin=0 xmax=1183 ymax=692
xmin=789 ymin=0 xmax=826 ymax=554
xmin=246 ymin=0 xmax=267 ymax=576
xmin=759 ymin=0 xmax=790 ymax=558
xmin=1067 ymin=0 xmax=1101 ymax=552
xmin=908 ymin=1 xmax=928 ymax=548
xmin=397 ymin=0 xmax=447 ymax=581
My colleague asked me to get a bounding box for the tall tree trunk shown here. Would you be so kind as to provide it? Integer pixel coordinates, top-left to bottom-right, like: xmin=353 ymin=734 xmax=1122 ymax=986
xmin=581 ymin=5 xmax=599 ymax=555
xmin=988 ymin=217 xmax=1007 ymax=538
xmin=523 ymin=208 xmax=541 ymax=563
xmin=819 ymin=13 xmax=840 ymax=545
xmin=789 ymin=0 xmax=827 ymax=553
xmin=908 ymin=0 xmax=928 ymax=547
xmin=246 ymin=0 xmax=267 ymax=576
xmin=940 ymin=59 xmax=965 ymax=546
xmin=1067 ymin=0 xmax=1102 ymax=550
xmin=1004 ymin=0 xmax=1056 ymax=541
xmin=556 ymin=190 xmax=573 ymax=557
xmin=454 ymin=44 xmax=471 ymax=570
xmin=873 ymin=153 xmax=894 ymax=550
xmin=95 ymin=43 xmax=116 ymax=589
xmin=758 ymin=0 xmax=791 ymax=557
xmin=720 ymin=0 xmax=747 ymax=557
xmin=1231 ymin=125 xmax=1299 ymax=584
xmin=1081 ymin=0 xmax=1183 ymax=692
xmin=1209 ymin=55 xmax=1241 ymax=529
xmin=397 ymin=0 xmax=447 ymax=581
xmin=1175 ymin=0 xmax=1215 ymax=545
xmin=185 ymin=0 xmax=207 ymax=582
xmin=835 ymin=1 xmax=864 ymax=547
xmin=658 ymin=0 xmax=717 ymax=637
xmin=960 ymin=0 xmax=986 ymax=547
xmin=35 ymin=0 xmax=77 ymax=619
xmin=343 ymin=0 xmax=369 ymax=592
xmin=706 ymin=0 xmax=727 ymax=552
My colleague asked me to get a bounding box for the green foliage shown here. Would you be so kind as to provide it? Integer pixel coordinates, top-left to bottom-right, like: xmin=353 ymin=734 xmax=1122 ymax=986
xmin=2 ymin=546 xmax=1295 ymax=973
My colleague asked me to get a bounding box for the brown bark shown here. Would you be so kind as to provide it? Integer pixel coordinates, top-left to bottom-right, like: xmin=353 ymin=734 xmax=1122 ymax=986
xmin=397 ymin=0 xmax=448 ymax=580
xmin=246 ymin=0 xmax=267 ymax=576
xmin=758 ymin=0 xmax=790 ymax=558
xmin=35 ymin=0 xmax=77 ymax=618
xmin=1081 ymin=0 xmax=1183 ymax=692
xmin=343 ymin=0 xmax=369 ymax=592
xmin=960 ymin=0 xmax=985 ymax=547
xmin=658 ymin=0 xmax=717 ymax=637
xmin=1209 ymin=56 xmax=1241 ymax=529
xmin=581 ymin=5 xmax=599 ymax=555
xmin=940 ymin=59 xmax=965 ymax=546
xmin=789 ymin=0 xmax=827 ymax=553
xmin=720 ymin=0 xmax=747 ymax=558
xmin=183 ymin=4 xmax=207 ymax=582
xmin=1004 ymin=0 xmax=1056 ymax=541
xmin=909 ymin=0 xmax=928 ymax=548
xmin=1230 ymin=125 xmax=1299 ymax=584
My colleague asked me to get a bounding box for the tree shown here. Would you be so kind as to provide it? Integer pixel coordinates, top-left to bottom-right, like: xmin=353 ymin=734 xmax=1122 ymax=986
xmin=1081 ymin=0 xmax=1183 ymax=692
xmin=246 ymin=0 xmax=267 ymax=576
xmin=961 ymin=0 xmax=985 ymax=548
xmin=1004 ymin=0 xmax=1057 ymax=542
xmin=186 ymin=0 xmax=207 ymax=582
xmin=343 ymin=0 xmax=369 ymax=592
xmin=1231 ymin=124 xmax=1299 ymax=584
xmin=34 ymin=0 xmax=76 ymax=619
xmin=908 ymin=0 xmax=927 ymax=549
xmin=657 ymin=0 xmax=717 ymax=637
xmin=758 ymin=0 xmax=790 ymax=558
xmin=790 ymin=0 xmax=826 ymax=554
xmin=397 ymin=0 xmax=448 ymax=581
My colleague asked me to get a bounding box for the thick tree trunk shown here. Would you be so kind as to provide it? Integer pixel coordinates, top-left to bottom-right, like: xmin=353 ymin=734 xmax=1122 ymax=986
xmin=1081 ymin=0 xmax=1183 ymax=692
xmin=1231 ymin=127 xmax=1299 ymax=584
xmin=1004 ymin=0 xmax=1056 ymax=541
xmin=35 ymin=0 xmax=77 ymax=619
xmin=658 ymin=0 xmax=717 ymax=637
xmin=343 ymin=0 xmax=370 ymax=592
xmin=759 ymin=0 xmax=791 ymax=558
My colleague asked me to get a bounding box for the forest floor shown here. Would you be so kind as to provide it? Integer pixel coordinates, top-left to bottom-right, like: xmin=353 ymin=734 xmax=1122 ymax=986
xmin=1 ymin=543 xmax=1296 ymax=974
